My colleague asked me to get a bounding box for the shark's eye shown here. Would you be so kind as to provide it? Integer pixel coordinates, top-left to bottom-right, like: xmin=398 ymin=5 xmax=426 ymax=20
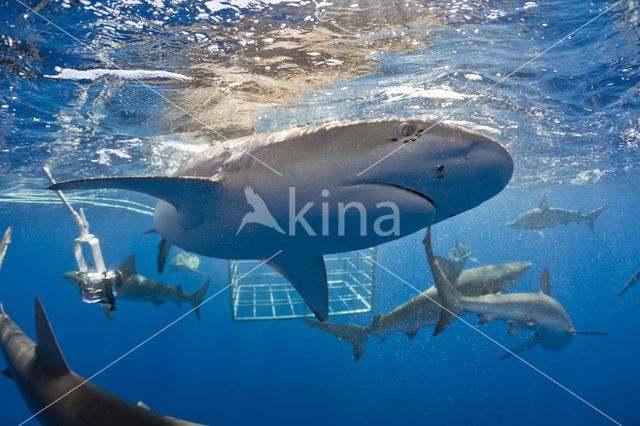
xmin=397 ymin=122 xmax=415 ymax=137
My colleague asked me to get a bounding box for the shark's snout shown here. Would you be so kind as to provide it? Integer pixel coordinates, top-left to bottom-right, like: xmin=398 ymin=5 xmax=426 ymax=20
xmin=465 ymin=137 xmax=514 ymax=190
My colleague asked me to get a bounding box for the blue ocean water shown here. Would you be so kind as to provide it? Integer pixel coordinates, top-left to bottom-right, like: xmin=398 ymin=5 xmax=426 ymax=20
xmin=0 ymin=0 xmax=639 ymax=425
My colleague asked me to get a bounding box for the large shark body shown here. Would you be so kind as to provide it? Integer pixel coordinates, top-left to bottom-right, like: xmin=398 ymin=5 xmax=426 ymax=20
xmin=424 ymin=228 xmax=606 ymax=359
xmin=50 ymin=119 xmax=514 ymax=320
xmin=0 ymin=299 xmax=205 ymax=425
xmin=63 ymin=255 xmax=209 ymax=321
xmin=506 ymin=195 xmax=608 ymax=237
xmin=304 ymin=256 xmax=531 ymax=360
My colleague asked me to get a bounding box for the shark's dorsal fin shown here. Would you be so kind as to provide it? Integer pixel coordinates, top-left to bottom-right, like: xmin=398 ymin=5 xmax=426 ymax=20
xmin=119 ymin=254 xmax=136 ymax=280
xmin=35 ymin=299 xmax=70 ymax=375
xmin=2 ymin=368 xmax=12 ymax=380
xmin=49 ymin=176 xmax=221 ymax=230
xmin=539 ymin=194 xmax=549 ymax=210
xmin=264 ymin=253 xmax=328 ymax=321
xmin=434 ymin=255 xmax=463 ymax=283
xmin=539 ymin=268 xmax=551 ymax=296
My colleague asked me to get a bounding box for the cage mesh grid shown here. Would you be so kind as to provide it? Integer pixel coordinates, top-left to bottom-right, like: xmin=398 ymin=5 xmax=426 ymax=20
xmin=228 ymin=247 xmax=377 ymax=320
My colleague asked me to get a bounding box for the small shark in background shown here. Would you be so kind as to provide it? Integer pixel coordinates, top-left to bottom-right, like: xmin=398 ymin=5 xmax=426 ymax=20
xmin=169 ymin=251 xmax=206 ymax=275
xmin=506 ymin=194 xmax=608 ymax=237
xmin=618 ymin=267 xmax=640 ymax=297
xmin=0 ymin=299 xmax=206 ymax=425
xmin=447 ymin=238 xmax=479 ymax=269
xmin=304 ymin=249 xmax=531 ymax=361
xmin=63 ymin=254 xmax=209 ymax=322
xmin=0 ymin=226 xmax=11 ymax=274
xmin=424 ymin=228 xmax=606 ymax=359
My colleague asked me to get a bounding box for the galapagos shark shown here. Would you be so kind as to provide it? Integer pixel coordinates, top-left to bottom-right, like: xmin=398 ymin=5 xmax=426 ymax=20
xmin=423 ymin=228 xmax=606 ymax=359
xmin=63 ymin=254 xmax=209 ymax=322
xmin=0 ymin=299 xmax=205 ymax=425
xmin=506 ymin=194 xmax=608 ymax=237
xmin=49 ymin=119 xmax=514 ymax=320
xmin=304 ymin=255 xmax=531 ymax=360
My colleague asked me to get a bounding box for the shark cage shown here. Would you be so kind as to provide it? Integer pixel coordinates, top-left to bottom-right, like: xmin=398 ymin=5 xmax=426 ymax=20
xmin=228 ymin=248 xmax=377 ymax=320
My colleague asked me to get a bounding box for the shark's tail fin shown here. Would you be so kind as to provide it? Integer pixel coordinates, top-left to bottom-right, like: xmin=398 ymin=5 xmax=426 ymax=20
xmin=303 ymin=318 xmax=369 ymax=361
xmin=190 ymin=277 xmax=210 ymax=323
xmin=585 ymin=204 xmax=608 ymax=233
xmin=423 ymin=228 xmax=464 ymax=335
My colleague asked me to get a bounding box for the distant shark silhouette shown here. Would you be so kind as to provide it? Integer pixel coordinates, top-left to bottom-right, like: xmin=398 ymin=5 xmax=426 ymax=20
xmin=506 ymin=194 xmax=608 ymax=238
xmin=236 ymin=186 xmax=285 ymax=235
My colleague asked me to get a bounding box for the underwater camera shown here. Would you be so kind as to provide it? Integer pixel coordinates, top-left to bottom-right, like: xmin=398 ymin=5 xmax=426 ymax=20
xmin=73 ymin=269 xmax=122 ymax=309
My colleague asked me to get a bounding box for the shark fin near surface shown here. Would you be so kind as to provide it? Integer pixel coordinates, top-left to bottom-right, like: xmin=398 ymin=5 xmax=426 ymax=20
xmin=265 ymin=254 xmax=328 ymax=321
xmin=34 ymin=298 xmax=70 ymax=375
xmin=303 ymin=318 xmax=369 ymax=361
xmin=48 ymin=176 xmax=222 ymax=230
xmin=190 ymin=277 xmax=210 ymax=323
xmin=499 ymin=335 xmax=540 ymax=360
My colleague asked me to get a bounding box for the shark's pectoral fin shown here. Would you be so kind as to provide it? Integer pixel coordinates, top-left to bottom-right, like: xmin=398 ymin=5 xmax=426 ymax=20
xmin=34 ymin=299 xmax=70 ymax=375
xmin=404 ymin=328 xmax=420 ymax=340
xmin=434 ymin=310 xmax=458 ymax=336
xmin=100 ymin=303 xmax=115 ymax=321
xmin=2 ymin=368 xmax=12 ymax=380
xmin=158 ymin=238 xmax=172 ymax=274
xmin=508 ymin=323 xmax=524 ymax=336
xmin=499 ymin=336 xmax=540 ymax=360
xmin=49 ymin=176 xmax=222 ymax=229
xmin=265 ymin=254 xmax=328 ymax=321
xmin=477 ymin=315 xmax=492 ymax=325
xmin=151 ymin=300 xmax=165 ymax=306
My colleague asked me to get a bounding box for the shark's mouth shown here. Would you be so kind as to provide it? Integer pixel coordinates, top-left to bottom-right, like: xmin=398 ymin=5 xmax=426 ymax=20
xmin=367 ymin=182 xmax=436 ymax=209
